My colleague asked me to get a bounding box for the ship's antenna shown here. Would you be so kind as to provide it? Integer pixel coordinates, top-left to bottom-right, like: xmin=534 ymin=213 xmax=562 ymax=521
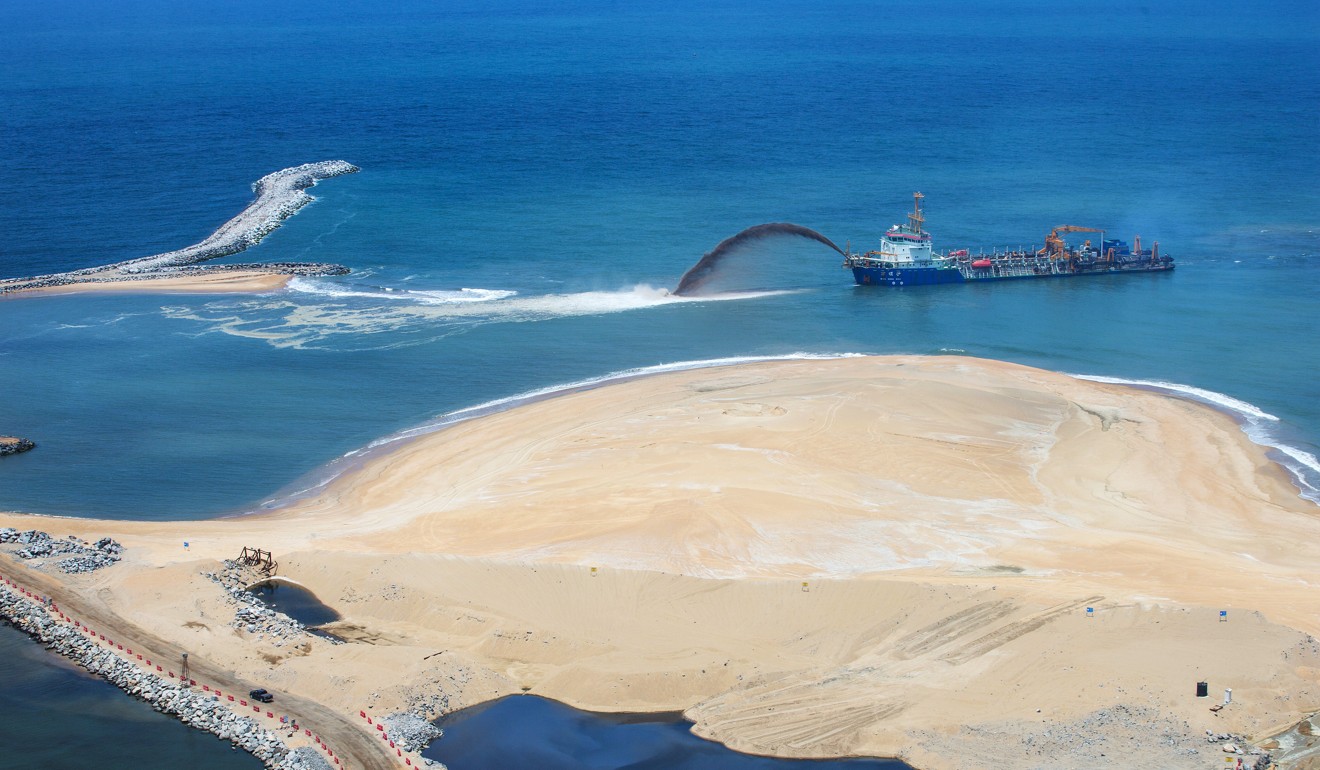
xmin=908 ymin=192 xmax=925 ymax=234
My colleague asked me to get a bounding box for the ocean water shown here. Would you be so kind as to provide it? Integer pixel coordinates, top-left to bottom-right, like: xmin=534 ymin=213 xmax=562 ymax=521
xmin=1 ymin=1 xmax=1318 ymax=767
xmin=0 ymin=622 xmax=262 ymax=770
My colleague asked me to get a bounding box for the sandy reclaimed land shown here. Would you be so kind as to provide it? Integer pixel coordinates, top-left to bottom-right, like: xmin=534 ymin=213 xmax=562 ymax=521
xmin=6 ymin=269 xmax=294 ymax=297
xmin=3 ymin=355 xmax=1320 ymax=769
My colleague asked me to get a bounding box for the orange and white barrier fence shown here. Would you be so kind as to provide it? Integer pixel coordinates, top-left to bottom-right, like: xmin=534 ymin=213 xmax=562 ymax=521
xmin=356 ymin=709 xmax=427 ymax=766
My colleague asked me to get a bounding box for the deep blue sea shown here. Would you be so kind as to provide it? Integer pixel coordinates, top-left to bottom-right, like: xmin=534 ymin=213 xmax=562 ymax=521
xmin=1 ymin=1 xmax=1317 ymax=768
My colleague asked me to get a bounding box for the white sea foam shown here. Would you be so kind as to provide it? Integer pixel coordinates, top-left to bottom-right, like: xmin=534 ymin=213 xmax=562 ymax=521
xmin=289 ymin=276 xmax=789 ymax=312
xmin=1070 ymin=373 xmax=1320 ymax=504
xmin=170 ymin=280 xmax=795 ymax=350
xmin=1072 ymin=374 xmax=1279 ymax=422
xmin=287 ymin=276 xmax=516 ymax=305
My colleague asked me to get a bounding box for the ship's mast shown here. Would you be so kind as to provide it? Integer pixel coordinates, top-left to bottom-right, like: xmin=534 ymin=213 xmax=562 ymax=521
xmin=908 ymin=192 xmax=925 ymax=235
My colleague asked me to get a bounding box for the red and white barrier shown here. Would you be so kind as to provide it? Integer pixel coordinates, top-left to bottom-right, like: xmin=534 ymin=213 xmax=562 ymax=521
xmin=0 ymin=569 xmax=367 ymax=768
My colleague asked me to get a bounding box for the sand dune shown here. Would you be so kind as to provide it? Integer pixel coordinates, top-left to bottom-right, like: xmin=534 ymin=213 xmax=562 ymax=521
xmin=2 ymin=356 xmax=1318 ymax=769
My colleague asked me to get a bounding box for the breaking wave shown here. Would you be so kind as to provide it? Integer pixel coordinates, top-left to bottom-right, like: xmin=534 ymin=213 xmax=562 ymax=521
xmin=1071 ymin=373 xmax=1320 ymax=504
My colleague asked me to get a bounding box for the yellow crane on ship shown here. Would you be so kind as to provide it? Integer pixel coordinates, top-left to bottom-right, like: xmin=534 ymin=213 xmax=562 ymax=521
xmin=1038 ymin=225 xmax=1105 ymax=259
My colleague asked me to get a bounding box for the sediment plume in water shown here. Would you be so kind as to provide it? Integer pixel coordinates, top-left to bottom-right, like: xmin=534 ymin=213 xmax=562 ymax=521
xmin=673 ymin=223 xmax=845 ymax=296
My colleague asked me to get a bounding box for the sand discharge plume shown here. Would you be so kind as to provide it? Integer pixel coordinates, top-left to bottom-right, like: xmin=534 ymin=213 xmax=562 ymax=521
xmin=674 ymin=223 xmax=845 ymax=296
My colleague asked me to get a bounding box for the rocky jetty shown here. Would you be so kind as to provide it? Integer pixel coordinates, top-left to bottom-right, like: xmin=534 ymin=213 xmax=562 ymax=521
xmin=0 ymin=583 xmax=325 ymax=770
xmin=0 ymin=529 xmax=122 ymax=574
xmin=0 ymin=161 xmax=359 ymax=295
xmin=0 ymin=437 xmax=35 ymax=456
xmin=119 ymin=161 xmax=359 ymax=273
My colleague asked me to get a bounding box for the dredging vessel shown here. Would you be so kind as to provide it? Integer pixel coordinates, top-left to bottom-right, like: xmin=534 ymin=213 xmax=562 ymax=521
xmin=843 ymin=193 xmax=1174 ymax=287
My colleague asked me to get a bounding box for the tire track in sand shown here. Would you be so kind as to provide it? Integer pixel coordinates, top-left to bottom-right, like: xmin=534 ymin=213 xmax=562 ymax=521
xmin=938 ymin=595 xmax=1103 ymax=666
xmin=692 ymin=674 xmax=904 ymax=755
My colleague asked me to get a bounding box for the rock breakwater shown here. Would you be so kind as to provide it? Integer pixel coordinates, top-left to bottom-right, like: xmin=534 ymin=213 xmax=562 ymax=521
xmin=0 ymin=580 xmax=327 ymax=770
xmin=0 ymin=437 xmax=35 ymax=456
xmin=0 ymin=528 xmax=122 ymax=574
xmin=0 ymin=161 xmax=359 ymax=295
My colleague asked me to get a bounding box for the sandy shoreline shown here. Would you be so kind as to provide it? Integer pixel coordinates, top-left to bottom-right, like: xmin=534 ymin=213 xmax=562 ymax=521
xmin=2 ymin=355 xmax=1318 ymax=769
xmin=9 ymin=270 xmax=295 ymax=297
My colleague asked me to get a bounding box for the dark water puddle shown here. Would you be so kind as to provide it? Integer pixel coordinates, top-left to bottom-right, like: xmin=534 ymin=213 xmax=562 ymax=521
xmin=247 ymin=580 xmax=340 ymax=627
xmin=424 ymin=695 xmax=912 ymax=770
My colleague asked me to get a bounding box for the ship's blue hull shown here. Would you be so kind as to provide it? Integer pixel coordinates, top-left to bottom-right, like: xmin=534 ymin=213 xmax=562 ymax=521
xmin=850 ymin=263 xmax=1174 ymax=287
xmin=851 ymin=266 xmax=965 ymax=286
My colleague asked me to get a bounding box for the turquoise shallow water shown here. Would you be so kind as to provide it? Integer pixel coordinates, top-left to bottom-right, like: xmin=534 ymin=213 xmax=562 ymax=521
xmin=1 ymin=1 xmax=1318 ymax=767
